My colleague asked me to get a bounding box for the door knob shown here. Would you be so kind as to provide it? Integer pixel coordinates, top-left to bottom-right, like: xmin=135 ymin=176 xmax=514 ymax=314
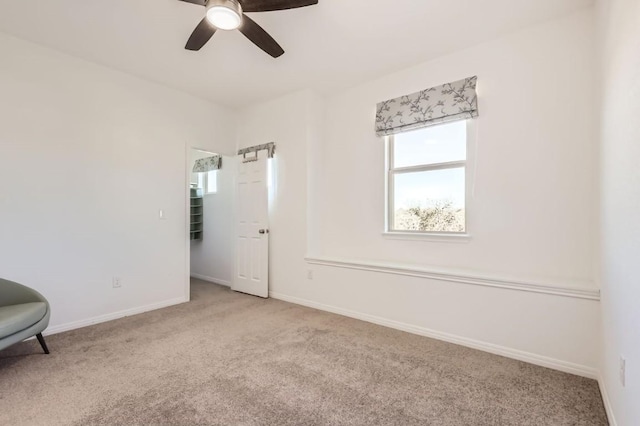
xmin=259 ymin=229 xmax=269 ymax=234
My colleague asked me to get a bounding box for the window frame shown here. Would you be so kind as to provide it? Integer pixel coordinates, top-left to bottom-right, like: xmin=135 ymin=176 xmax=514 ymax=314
xmin=384 ymin=120 xmax=473 ymax=239
xmin=192 ymin=170 xmax=218 ymax=195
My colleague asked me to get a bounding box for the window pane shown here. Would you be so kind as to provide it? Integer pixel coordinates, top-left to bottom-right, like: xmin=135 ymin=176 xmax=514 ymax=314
xmin=206 ymin=170 xmax=217 ymax=194
xmin=393 ymin=121 xmax=466 ymax=168
xmin=393 ymin=167 xmax=465 ymax=232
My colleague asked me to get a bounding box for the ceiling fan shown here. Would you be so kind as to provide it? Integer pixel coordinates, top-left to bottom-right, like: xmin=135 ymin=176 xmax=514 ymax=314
xmin=179 ymin=0 xmax=319 ymax=58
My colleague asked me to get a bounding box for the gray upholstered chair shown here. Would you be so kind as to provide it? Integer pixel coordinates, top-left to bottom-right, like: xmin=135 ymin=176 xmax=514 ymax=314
xmin=0 ymin=278 xmax=51 ymax=354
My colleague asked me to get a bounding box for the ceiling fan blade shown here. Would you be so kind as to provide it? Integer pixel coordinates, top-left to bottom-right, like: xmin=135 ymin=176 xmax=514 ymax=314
xmin=238 ymin=14 xmax=284 ymax=58
xmin=241 ymin=0 xmax=318 ymax=13
xmin=178 ymin=0 xmax=207 ymax=5
xmin=185 ymin=18 xmax=217 ymax=51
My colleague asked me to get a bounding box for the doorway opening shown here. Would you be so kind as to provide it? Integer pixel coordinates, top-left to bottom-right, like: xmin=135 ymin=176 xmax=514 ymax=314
xmin=187 ymin=148 xmax=236 ymax=298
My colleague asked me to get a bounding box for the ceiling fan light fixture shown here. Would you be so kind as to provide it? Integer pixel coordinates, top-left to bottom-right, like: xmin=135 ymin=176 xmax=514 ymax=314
xmin=206 ymin=0 xmax=243 ymax=31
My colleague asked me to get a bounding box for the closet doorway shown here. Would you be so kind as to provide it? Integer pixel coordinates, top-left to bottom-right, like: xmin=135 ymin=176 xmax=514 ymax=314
xmin=187 ymin=148 xmax=236 ymax=296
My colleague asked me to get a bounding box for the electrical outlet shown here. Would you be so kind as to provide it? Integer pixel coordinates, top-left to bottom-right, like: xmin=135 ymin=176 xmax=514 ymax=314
xmin=112 ymin=277 xmax=122 ymax=288
xmin=307 ymin=270 xmax=313 ymax=280
xmin=159 ymin=209 xmax=166 ymax=220
xmin=620 ymin=356 xmax=626 ymax=387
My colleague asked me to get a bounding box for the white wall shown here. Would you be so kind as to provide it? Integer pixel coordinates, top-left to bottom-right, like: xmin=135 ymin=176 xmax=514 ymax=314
xmin=241 ymin=9 xmax=602 ymax=377
xmin=597 ymin=0 xmax=640 ymax=424
xmin=0 ymin=33 xmax=236 ymax=331
xmin=189 ymin=152 xmax=236 ymax=286
xmin=311 ymin=8 xmax=600 ymax=372
xmin=317 ymin=8 xmax=597 ymax=286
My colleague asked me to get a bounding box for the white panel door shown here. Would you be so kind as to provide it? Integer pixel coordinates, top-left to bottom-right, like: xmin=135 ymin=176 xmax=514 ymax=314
xmin=232 ymin=150 xmax=269 ymax=298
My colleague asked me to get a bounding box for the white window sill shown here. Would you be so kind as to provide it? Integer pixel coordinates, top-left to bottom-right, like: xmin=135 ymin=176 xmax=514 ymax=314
xmin=382 ymin=232 xmax=471 ymax=243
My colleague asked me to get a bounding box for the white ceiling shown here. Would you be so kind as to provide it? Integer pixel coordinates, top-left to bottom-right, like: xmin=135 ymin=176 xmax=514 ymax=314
xmin=0 ymin=0 xmax=593 ymax=108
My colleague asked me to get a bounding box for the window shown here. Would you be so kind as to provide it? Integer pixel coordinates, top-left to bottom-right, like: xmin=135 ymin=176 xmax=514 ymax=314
xmin=193 ymin=170 xmax=218 ymax=194
xmin=205 ymin=170 xmax=217 ymax=194
xmin=387 ymin=120 xmax=467 ymax=234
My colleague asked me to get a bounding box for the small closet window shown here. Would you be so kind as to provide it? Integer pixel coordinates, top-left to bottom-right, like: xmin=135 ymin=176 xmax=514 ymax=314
xmin=195 ymin=170 xmax=217 ymax=194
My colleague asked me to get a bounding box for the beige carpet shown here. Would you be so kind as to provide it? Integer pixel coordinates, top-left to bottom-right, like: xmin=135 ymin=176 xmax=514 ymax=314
xmin=1 ymin=279 xmax=607 ymax=425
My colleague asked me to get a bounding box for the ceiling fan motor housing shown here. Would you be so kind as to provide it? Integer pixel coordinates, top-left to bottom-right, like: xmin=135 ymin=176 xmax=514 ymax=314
xmin=206 ymin=0 xmax=243 ymax=30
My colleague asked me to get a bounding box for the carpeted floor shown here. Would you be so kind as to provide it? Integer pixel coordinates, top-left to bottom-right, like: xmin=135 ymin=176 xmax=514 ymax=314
xmin=1 ymin=279 xmax=607 ymax=425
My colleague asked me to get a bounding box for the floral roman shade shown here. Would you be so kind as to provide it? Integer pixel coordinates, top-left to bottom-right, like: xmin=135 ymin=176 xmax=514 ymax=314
xmin=192 ymin=155 xmax=222 ymax=173
xmin=375 ymin=76 xmax=478 ymax=137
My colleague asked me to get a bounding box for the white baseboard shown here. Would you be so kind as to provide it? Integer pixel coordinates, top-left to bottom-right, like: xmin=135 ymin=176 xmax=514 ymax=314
xmin=190 ymin=273 xmax=231 ymax=287
xmin=44 ymin=296 xmax=189 ymax=336
xmin=598 ymin=376 xmax=617 ymax=426
xmin=269 ymin=291 xmax=598 ymax=380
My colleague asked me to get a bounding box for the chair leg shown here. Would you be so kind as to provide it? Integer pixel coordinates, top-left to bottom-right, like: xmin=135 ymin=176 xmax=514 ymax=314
xmin=36 ymin=333 xmax=50 ymax=354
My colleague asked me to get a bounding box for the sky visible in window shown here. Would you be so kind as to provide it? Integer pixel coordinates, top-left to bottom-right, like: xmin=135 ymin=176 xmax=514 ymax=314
xmin=394 ymin=168 xmax=465 ymax=209
xmin=393 ymin=121 xmax=466 ymax=209
xmin=394 ymin=121 xmax=466 ymax=168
